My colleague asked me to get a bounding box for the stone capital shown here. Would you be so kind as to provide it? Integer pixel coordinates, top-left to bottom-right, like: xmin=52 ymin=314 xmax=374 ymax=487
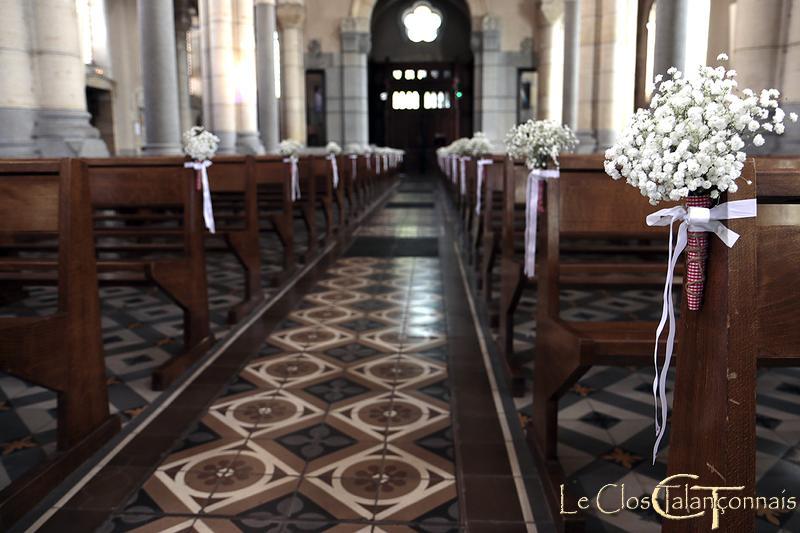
xmin=255 ymin=0 xmax=275 ymax=4
xmin=277 ymin=1 xmax=305 ymax=28
xmin=540 ymin=0 xmax=564 ymax=24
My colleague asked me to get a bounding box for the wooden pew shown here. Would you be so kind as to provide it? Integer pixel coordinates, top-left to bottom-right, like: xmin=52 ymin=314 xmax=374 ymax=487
xmin=253 ymin=155 xmax=296 ymax=271
xmin=309 ymin=154 xmax=342 ymax=240
xmin=0 ymin=159 xmax=120 ymax=526
xmin=86 ymin=157 xmax=213 ymax=390
xmin=665 ymin=158 xmax=800 ymax=533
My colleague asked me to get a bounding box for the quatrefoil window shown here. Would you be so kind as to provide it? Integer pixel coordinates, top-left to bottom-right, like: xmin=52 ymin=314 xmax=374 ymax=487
xmin=402 ymin=2 xmax=443 ymax=43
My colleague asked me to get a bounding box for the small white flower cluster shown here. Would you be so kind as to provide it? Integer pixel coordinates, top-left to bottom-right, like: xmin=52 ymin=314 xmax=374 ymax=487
xmin=504 ymin=119 xmax=579 ymax=169
xmin=605 ymin=53 xmax=798 ymax=205
xmin=345 ymin=143 xmax=364 ymax=155
xmin=278 ymin=139 xmax=304 ymax=157
xmin=467 ymin=132 xmax=494 ymax=157
xmin=436 ymin=137 xmax=471 ymax=158
xmin=326 ymin=141 xmax=342 ymax=155
xmin=182 ymin=126 xmax=220 ymax=161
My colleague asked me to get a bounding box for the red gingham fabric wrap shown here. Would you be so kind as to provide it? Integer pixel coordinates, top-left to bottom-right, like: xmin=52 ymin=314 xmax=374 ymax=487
xmin=685 ymin=194 xmax=712 ymax=311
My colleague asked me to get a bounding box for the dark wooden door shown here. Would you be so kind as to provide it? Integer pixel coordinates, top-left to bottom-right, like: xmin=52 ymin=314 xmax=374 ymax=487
xmin=369 ymin=62 xmax=472 ymax=174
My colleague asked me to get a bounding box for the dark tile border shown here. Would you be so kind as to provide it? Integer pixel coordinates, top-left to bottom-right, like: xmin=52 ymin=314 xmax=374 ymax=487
xmin=12 ymin=182 xmax=400 ymax=533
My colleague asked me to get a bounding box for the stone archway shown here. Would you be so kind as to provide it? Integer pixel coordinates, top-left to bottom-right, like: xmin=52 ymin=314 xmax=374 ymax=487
xmin=350 ymin=0 xmax=487 ymax=25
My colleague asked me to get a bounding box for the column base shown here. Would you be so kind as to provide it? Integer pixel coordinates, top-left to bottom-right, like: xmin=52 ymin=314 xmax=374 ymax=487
xmin=0 ymin=108 xmax=39 ymax=157
xmin=576 ymin=130 xmax=598 ymax=153
xmin=34 ymin=109 xmax=109 ymax=157
xmin=236 ymin=131 xmax=266 ymax=155
xmin=142 ymin=143 xmax=183 ymax=156
xmin=215 ymin=131 xmax=238 ymax=154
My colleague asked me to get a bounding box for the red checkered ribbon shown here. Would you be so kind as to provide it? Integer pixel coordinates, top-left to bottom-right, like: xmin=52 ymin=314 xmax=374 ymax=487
xmin=645 ymin=198 xmax=757 ymax=464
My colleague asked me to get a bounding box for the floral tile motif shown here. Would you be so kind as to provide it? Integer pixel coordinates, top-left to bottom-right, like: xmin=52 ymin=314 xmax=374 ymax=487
xmin=290 ymin=306 xmax=364 ymax=327
xmin=242 ymin=353 xmax=340 ymax=389
xmin=268 ymin=325 xmax=355 ymax=353
xmin=350 ymin=354 xmax=447 ymax=391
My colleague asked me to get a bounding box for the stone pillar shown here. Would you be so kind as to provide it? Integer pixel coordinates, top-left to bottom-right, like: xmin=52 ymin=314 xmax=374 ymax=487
xmin=473 ymin=16 xmax=506 ymax=144
xmin=175 ymin=0 xmax=194 ymax=134
xmin=199 ymin=0 xmax=237 ymax=152
xmin=562 ymin=0 xmax=580 ymax=130
xmin=137 ymin=0 xmax=182 ymax=155
xmin=32 ymin=0 xmax=108 ymax=156
xmin=341 ymin=17 xmax=370 ymax=146
xmin=255 ymin=0 xmax=280 ymax=152
xmin=0 ymin=0 xmax=38 ymax=156
xmin=706 ymin=0 xmax=731 ymax=65
xmin=653 ymin=0 xmax=689 ymax=75
xmin=777 ymin=0 xmax=800 ymax=153
xmin=234 ymin=0 xmax=265 ymax=153
xmin=277 ymin=0 xmax=307 ymax=143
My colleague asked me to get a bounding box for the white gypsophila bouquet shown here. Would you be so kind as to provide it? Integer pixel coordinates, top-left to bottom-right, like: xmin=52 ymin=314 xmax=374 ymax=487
xmin=446 ymin=137 xmax=472 ymax=156
xmin=605 ymin=53 xmax=798 ymax=205
xmin=468 ymin=131 xmax=493 ymax=157
xmin=183 ymin=126 xmax=220 ymax=161
xmin=278 ymin=139 xmax=304 ymax=157
xmin=345 ymin=143 xmax=364 ymax=155
xmin=326 ymin=141 xmax=342 ymax=155
xmin=505 ymin=119 xmax=579 ymax=169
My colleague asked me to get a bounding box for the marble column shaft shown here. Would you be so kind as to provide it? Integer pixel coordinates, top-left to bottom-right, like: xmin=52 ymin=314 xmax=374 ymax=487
xmin=200 ymin=0 xmax=237 ymax=152
xmin=277 ymin=1 xmax=307 ymax=143
xmin=175 ymin=0 xmax=194 ymax=133
xmin=562 ymin=0 xmax=580 ymax=131
xmin=653 ymin=0 xmax=689 ymax=75
xmin=341 ymin=17 xmax=369 ymax=146
xmin=138 ymin=0 xmax=182 ymax=154
xmin=255 ymin=0 xmax=280 ymax=152
xmin=234 ymin=0 xmax=265 ymax=153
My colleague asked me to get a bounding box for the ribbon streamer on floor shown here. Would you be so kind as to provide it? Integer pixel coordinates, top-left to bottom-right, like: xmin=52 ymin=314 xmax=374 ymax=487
xmin=284 ymin=156 xmax=301 ymax=200
xmin=328 ymin=154 xmax=339 ymax=189
xmin=524 ymin=168 xmax=560 ymax=277
xmin=475 ymin=159 xmax=493 ymax=216
xmin=185 ymin=160 xmax=215 ymax=233
xmin=459 ymin=157 xmax=471 ymax=196
xmin=645 ymin=198 xmax=758 ymax=464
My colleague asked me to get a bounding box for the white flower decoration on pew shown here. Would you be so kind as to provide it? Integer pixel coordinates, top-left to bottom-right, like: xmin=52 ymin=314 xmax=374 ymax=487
xmin=605 ymin=53 xmax=797 ymax=465
xmin=182 ymin=126 xmax=220 ymax=162
xmin=182 ymin=126 xmax=220 ymax=234
xmin=468 ymin=131 xmax=494 ymax=157
xmin=278 ymin=138 xmax=304 ymax=157
xmin=345 ymin=143 xmax=364 ymax=155
xmin=278 ymin=139 xmax=304 ymax=200
xmin=504 ymin=119 xmax=578 ymax=170
xmin=504 ymin=120 xmax=578 ymax=278
xmin=605 ymin=53 xmax=798 ymax=206
xmin=326 ymin=141 xmax=342 ymax=155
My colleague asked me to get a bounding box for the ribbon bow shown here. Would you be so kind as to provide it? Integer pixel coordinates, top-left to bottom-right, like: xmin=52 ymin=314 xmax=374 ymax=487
xmin=459 ymin=157 xmax=471 ymax=196
xmin=184 ymin=160 xmax=215 ymax=233
xmin=327 ymin=154 xmax=340 ymax=189
xmin=475 ymin=159 xmax=493 ymax=216
xmin=646 ymin=198 xmax=757 ymax=464
xmin=283 ymin=156 xmax=301 ymax=201
xmin=524 ymin=169 xmax=560 ymax=277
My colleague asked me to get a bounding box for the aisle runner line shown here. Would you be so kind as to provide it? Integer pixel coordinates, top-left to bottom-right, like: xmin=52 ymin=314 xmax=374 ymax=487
xmin=451 ymin=240 xmax=537 ymax=532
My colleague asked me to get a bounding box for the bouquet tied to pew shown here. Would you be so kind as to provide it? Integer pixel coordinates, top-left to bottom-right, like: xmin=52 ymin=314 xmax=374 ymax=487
xmin=278 ymin=139 xmax=304 ymax=157
xmin=182 ymin=126 xmax=221 ymax=232
xmin=504 ymin=120 xmax=578 ymax=277
xmin=604 ymin=53 xmax=798 ymax=310
xmin=278 ymin=139 xmax=305 ymax=200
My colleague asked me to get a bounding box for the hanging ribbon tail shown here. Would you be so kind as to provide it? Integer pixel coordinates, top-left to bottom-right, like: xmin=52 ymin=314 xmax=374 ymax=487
xmin=328 ymin=155 xmax=339 ymax=189
xmin=350 ymin=155 xmax=358 ymax=181
xmin=185 ymin=160 xmax=215 ymax=234
xmin=524 ymin=169 xmax=560 ymax=278
xmin=475 ymin=159 xmax=493 ymax=216
xmin=645 ymin=198 xmax=757 ymax=464
xmin=284 ymin=157 xmax=300 ymax=201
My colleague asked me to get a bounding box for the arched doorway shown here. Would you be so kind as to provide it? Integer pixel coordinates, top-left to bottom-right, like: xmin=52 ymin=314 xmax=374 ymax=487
xmin=368 ymin=0 xmax=473 ymax=173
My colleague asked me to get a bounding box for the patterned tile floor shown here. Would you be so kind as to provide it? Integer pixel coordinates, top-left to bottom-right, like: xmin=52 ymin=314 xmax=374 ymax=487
xmin=0 ymin=218 xmax=320 ymax=491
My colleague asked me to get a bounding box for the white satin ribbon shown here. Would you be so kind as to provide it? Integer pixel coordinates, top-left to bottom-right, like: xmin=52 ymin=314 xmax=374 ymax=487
xmin=459 ymin=157 xmax=471 ymax=196
xmin=524 ymin=169 xmax=560 ymax=277
xmin=450 ymin=156 xmax=458 ymax=184
xmin=185 ymin=160 xmax=215 ymax=233
xmin=349 ymin=154 xmax=358 ymax=181
xmin=645 ymin=198 xmax=757 ymax=464
xmin=283 ymin=156 xmax=300 ymax=201
xmin=327 ymin=154 xmax=339 ymax=189
xmin=366 ymin=154 xmax=371 ymax=171
xmin=475 ymin=159 xmax=493 ymax=216
xmin=375 ymin=154 xmax=381 ymax=173
xmin=383 ymin=154 xmax=389 ymax=173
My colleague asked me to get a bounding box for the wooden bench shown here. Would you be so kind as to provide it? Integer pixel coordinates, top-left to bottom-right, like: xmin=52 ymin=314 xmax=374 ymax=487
xmin=0 ymin=159 xmax=120 ymax=526
xmin=253 ymin=155 xmax=296 ymax=271
xmin=309 ymin=154 xmax=343 ymax=240
xmin=665 ymin=158 xmax=800 ymax=533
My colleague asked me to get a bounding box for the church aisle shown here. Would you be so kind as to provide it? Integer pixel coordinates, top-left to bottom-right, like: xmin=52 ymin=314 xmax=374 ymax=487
xmin=28 ymin=176 xmax=541 ymax=533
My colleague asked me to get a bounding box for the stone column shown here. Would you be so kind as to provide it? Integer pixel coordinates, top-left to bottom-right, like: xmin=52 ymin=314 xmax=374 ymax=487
xmin=32 ymin=0 xmax=108 ymax=156
xmin=653 ymin=0 xmax=689 ymax=75
xmin=341 ymin=17 xmax=369 ymax=146
xmin=175 ymin=0 xmax=194 ymax=134
xmin=234 ymin=0 xmax=265 ymax=153
xmin=137 ymin=0 xmax=182 ymax=154
xmin=473 ymin=16 xmax=506 ymax=144
xmin=255 ymin=0 xmax=280 ymax=151
xmin=777 ymin=0 xmax=800 ymax=153
xmin=199 ymin=0 xmax=237 ymax=152
xmin=0 ymin=0 xmax=38 ymax=156
xmin=562 ymin=0 xmax=580 ymax=130
xmin=277 ymin=0 xmax=307 ymax=143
